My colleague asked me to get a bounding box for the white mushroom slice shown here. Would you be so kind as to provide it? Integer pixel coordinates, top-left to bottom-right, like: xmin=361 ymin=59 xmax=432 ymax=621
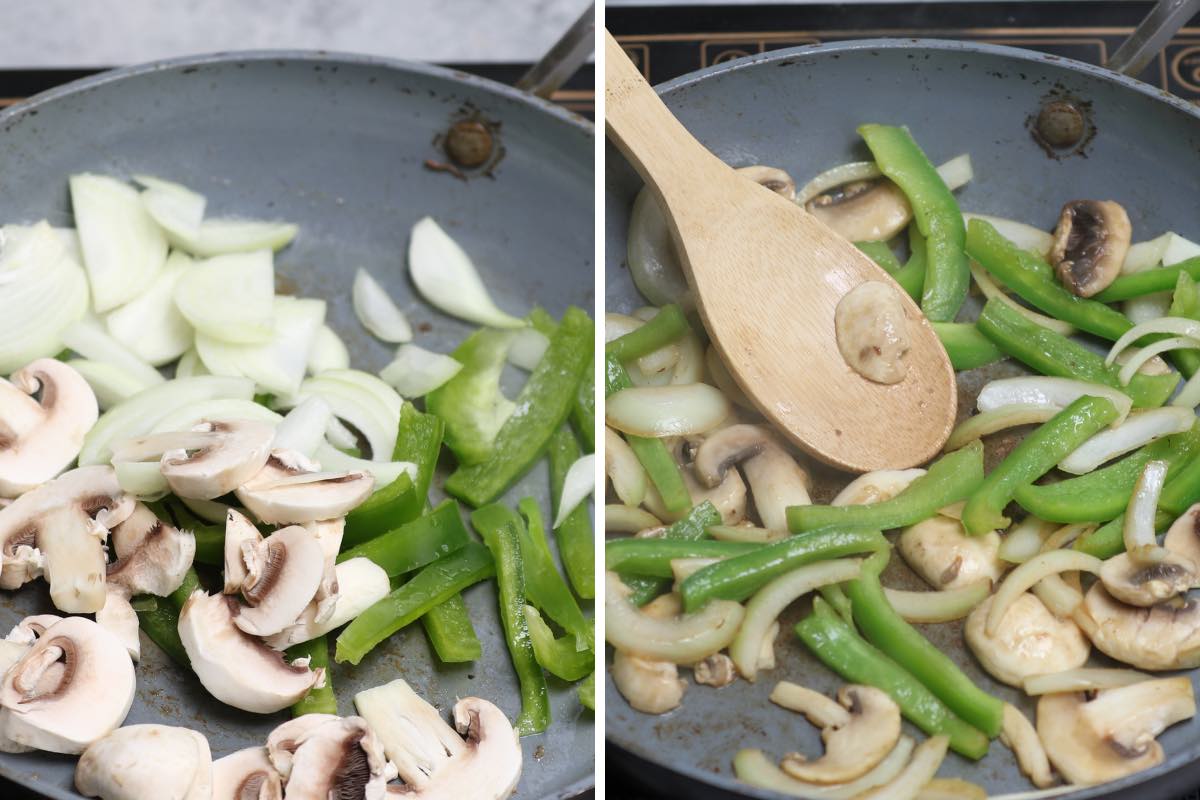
xmin=75 ymin=724 xmax=212 ymax=800
xmin=305 ymin=518 xmax=344 ymax=623
xmin=737 ymin=165 xmax=797 ymax=201
xmin=775 ymin=683 xmax=901 ymax=784
xmin=0 ymin=359 xmax=98 ymax=497
xmin=234 ymin=525 xmax=325 ymax=637
xmin=1163 ymin=502 xmax=1200 ymax=585
xmin=212 ymin=746 xmax=283 ymax=800
xmin=1099 ymin=550 xmax=1198 ymax=607
xmin=178 ymin=590 xmax=323 ymax=713
xmin=107 ymin=502 xmax=195 ymax=596
xmin=965 ymin=593 xmax=1089 ymax=687
xmin=122 ymin=419 xmax=274 ymax=500
xmin=235 ymin=450 xmax=374 ymax=524
xmin=266 ymin=713 xmax=339 ymax=780
xmin=1084 ymin=583 xmax=1200 ymax=670
xmin=5 ymin=615 xmax=61 ymax=645
xmin=1050 ymin=200 xmax=1132 ymax=298
xmin=678 ymin=468 xmax=747 ymax=526
xmin=267 ymin=714 xmax=394 ymax=800
xmin=834 ymin=281 xmax=911 ymax=385
xmin=693 ymin=653 xmax=737 ymax=688
xmin=897 ymin=516 xmax=1003 ymax=590
xmin=353 ymin=681 xmax=465 ymax=789
xmin=1081 ymin=676 xmax=1195 ymax=755
xmin=1000 ymin=703 xmax=1055 ymax=789
xmin=805 ymin=178 xmax=912 ymax=243
xmin=95 ymin=587 xmax=140 ymax=661
xmin=692 ymin=425 xmax=811 ymax=532
xmin=223 ymin=508 xmax=262 ymax=594
xmin=831 ymin=469 xmax=926 ymax=506
xmin=0 ymin=616 xmax=134 ymax=753
xmin=611 ymin=650 xmax=686 ymax=714
xmin=264 ymin=557 xmax=390 ymax=649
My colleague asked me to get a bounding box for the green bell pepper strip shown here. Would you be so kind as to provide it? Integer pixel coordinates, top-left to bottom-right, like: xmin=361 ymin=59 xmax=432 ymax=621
xmin=524 ymin=605 xmax=593 ymax=682
xmin=932 ymin=322 xmax=1005 ymax=371
xmin=528 ymin=307 xmax=558 ymax=337
xmin=287 ymin=636 xmax=336 ymax=716
xmin=796 ymin=597 xmax=990 ymax=759
xmin=549 ymin=425 xmax=595 ymax=598
xmin=577 ymin=671 xmax=595 ymax=710
xmin=966 ymin=218 xmax=1133 ymax=341
xmin=426 ymin=328 xmax=517 ymax=466
xmin=1094 ymin=256 xmax=1200 ymax=303
xmin=190 ymin=523 xmax=225 ymax=567
xmin=573 ymin=356 xmax=595 ymax=453
xmin=859 ymin=124 xmax=968 ymax=322
xmin=890 ymin=226 xmax=929 ymax=302
xmin=338 ymin=500 xmax=470 ymax=577
xmin=679 ymin=527 xmax=889 ymax=612
xmin=788 ymin=441 xmax=985 ymax=533
xmin=1166 ymin=272 xmax=1200 ymax=378
xmin=605 ymin=304 xmax=690 ymax=363
xmin=976 ymin=298 xmax=1178 ymax=408
xmin=624 ymin=501 xmax=722 ymax=606
xmin=396 ymin=402 xmax=446 ymax=497
xmin=335 ymin=542 xmax=495 ymax=665
xmin=605 ymin=538 xmax=759 ymax=577
xmin=1014 ymin=426 xmax=1200 ymax=523
xmin=482 ymin=521 xmax=551 ymax=735
xmin=604 ymin=354 xmax=691 ymax=513
xmin=817 ymin=583 xmax=855 ymax=626
xmin=518 ymin=496 xmax=594 ymax=647
xmin=131 ymin=595 xmax=190 ymax=667
xmin=169 ymin=567 xmax=202 ymax=608
xmin=445 ymin=307 xmax=594 ymax=507
xmin=962 ymin=396 xmax=1119 ymax=535
xmin=846 ymin=551 xmax=1004 ymax=736
xmin=856 ymin=241 xmax=903 ymax=273
xmin=421 ymin=593 xmax=482 ymax=663
xmin=343 ymin=473 xmax=419 ymax=550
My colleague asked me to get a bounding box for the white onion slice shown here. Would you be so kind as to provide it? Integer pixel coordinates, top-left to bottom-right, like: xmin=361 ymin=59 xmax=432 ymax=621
xmin=69 ymin=173 xmax=168 ymax=312
xmin=605 ymin=428 xmax=647 ymax=508
xmin=1116 ymin=337 xmax=1198 ymax=386
xmin=605 ymin=571 xmax=744 ymax=663
xmin=606 ymin=383 xmax=731 ymax=437
xmin=507 ymin=328 xmax=550 ymax=371
xmin=1123 ymin=233 xmax=1174 ymax=273
xmin=1124 ymin=459 xmax=1169 ymax=559
xmin=353 ymin=268 xmax=412 ymax=343
xmin=296 ymin=372 xmax=400 ymax=461
xmin=1059 ymin=409 xmax=1194 ymax=475
xmin=324 ymin=416 xmax=358 ymax=451
xmin=861 ymin=735 xmax=950 ymax=800
xmin=175 ymin=349 xmax=208 ymax=379
xmin=151 ymin=399 xmax=281 ymax=433
xmin=314 ymin=442 xmax=414 ymax=490
xmin=977 ymin=376 xmax=1131 ymax=426
xmin=605 ymin=504 xmax=661 ymax=534
xmin=180 ymin=496 xmax=231 ymax=524
xmin=998 ymin=516 xmax=1057 ymax=564
xmin=1031 ymin=573 xmax=1086 ymax=620
xmin=1022 ymin=668 xmax=1151 ymax=696
xmin=105 ymin=250 xmax=194 ymax=366
xmin=1174 ymin=368 xmax=1200 ymax=410
xmin=970 ymin=262 xmax=1075 ymax=336
xmin=882 ymin=579 xmax=991 ymax=624
xmin=272 ymin=397 xmax=332 ymax=457
xmin=170 ymin=218 xmax=298 ymax=258
xmin=135 ymin=175 xmax=206 ymax=242
xmin=1124 ymin=295 xmax=1173 ymax=325
xmin=0 ymin=223 xmax=81 ymax=265
xmin=671 ymin=332 xmax=705 ymax=385
xmin=962 ymin=213 xmax=1053 ymax=256
xmin=734 ymin=738 xmax=916 ymax=800
xmin=946 ymin=405 xmax=1061 ymax=451
xmin=707 ymin=525 xmax=788 ymax=543
xmin=195 ymin=296 xmax=325 ymax=397
xmin=308 ymin=325 xmax=350 ymax=375
xmin=319 ymin=368 xmax=403 ymax=418
xmin=60 ymin=317 xmax=165 ymax=389
xmin=174 ymin=250 xmax=275 ymax=344
xmin=986 ymin=550 xmax=1103 ymax=635
xmin=832 ymin=469 xmax=926 ymax=506
xmin=66 ymin=359 xmax=153 ymax=410
xmin=797 ymin=155 xmax=971 ymax=207
xmin=79 ymin=375 xmax=255 ymax=465
xmin=936 ymin=154 xmax=974 ymax=191
xmin=1106 ymin=317 xmax=1200 ymax=366
xmin=378 ymin=344 xmax=462 ymax=398
xmin=114 ymin=460 xmax=168 ymax=499
xmin=554 ymin=454 xmax=596 ymax=528
xmin=1164 ymin=232 xmax=1200 ymax=266
xmin=408 ymin=217 xmax=524 ymax=328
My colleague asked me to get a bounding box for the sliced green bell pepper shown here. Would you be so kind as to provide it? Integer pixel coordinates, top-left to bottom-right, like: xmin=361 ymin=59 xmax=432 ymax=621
xmin=549 ymin=425 xmax=595 ymax=599
xmin=573 ymin=355 xmax=595 ymax=453
xmin=605 ymin=304 xmax=689 ymax=363
xmin=623 ymin=500 xmax=721 ymax=606
xmin=426 ymin=327 xmax=517 ymax=466
xmin=421 ymin=593 xmax=482 ymax=663
xmin=338 ymin=500 xmax=470 ymax=577
xmin=856 ymin=240 xmax=903 ymax=272
xmin=343 ymin=473 xmax=419 ymax=550
xmin=1094 ymin=256 xmax=1200 ymax=302
xmin=287 ymin=635 xmax=336 ymax=716
xmin=131 ymin=595 xmax=189 ymax=668
xmin=605 ymin=538 xmax=759 ymax=577
xmin=525 ymin=605 xmax=593 ymax=682
xmin=933 ymin=322 xmax=1005 ymax=371
xmin=890 ymin=226 xmax=928 ymax=302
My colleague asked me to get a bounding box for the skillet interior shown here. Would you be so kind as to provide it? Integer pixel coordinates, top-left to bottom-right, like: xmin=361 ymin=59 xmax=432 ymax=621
xmin=605 ymin=38 xmax=1200 ymax=800
xmin=0 ymin=51 xmax=595 ymax=799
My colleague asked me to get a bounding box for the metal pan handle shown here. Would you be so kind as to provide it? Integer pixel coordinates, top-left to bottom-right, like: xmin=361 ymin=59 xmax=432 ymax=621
xmin=1108 ymin=0 xmax=1200 ymax=76
xmin=517 ymin=2 xmax=595 ymax=99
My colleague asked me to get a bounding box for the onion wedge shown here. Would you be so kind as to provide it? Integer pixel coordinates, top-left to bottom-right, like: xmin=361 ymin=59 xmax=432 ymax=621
xmin=508 ymin=328 xmax=550 ymax=371
xmin=175 ymin=349 xmax=208 ymax=378
xmin=170 ymin=218 xmax=297 ymax=257
xmin=174 ymin=250 xmax=276 ymax=343
xmin=105 ymin=250 xmax=194 ymax=365
xmin=66 ymin=359 xmax=153 ymax=410
xmin=882 ymin=579 xmax=991 ymax=624
xmin=1059 ymin=409 xmax=1194 ymax=475
xmin=1106 ymin=317 xmax=1200 ymax=366
xmin=605 ymin=504 xmax=661 ymax=534
xmin=605 ymin=428 xmax=647 ymax=508
xmin=986 ymin=550 xmax=1103 ymax=635
xmin=308 ymin=324 xmax=350 ymax=374
xmin=378 ymin=344 xmax=462 ymax=398
xmin=408 ymin=217 xmax=524 ymax=328
xmin=353 ymin=268 xmax=412 ymax=343
xmin=963 ymin=213 xmax=1053 ymax=256
xmin=606 ymin=383 xmax=731 ymax=437
xmin=195 ymin=296 xmax=325 ymax=397
xmin=315 ymin=442 xmax=415 ymax=489
xmin=1124 ymin=459 xmax=1169 ymax=561
xmin=554 ymin=454 xmax=597 ymax=528
xmin=734 ymin=737 xmax=916 ymax=800
xmin=946 ymin=405 xmax=1061 ymax=451
xmin=976 ymin=377 xmax=1131 ymax=425
xmin=272 ymin=396 xmax=333 ymax=457
xmin=998 ymin=517 xmax=1057 ymax=564
xmin=60 ymin=317 xmax=165 ymax=388
xmin=1022 ymin=668 xmax=1151 ymax=696
xmin=605 ymin=571 xmax=744 ymax=664
xmin=1116 ymin=337 xmax=1199 ymax=386
xmin=135 ymin=175 xmax=206 ymax=242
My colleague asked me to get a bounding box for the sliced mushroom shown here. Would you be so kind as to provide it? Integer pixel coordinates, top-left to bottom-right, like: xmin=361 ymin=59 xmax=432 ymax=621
xmin=0 ymin=359 xmax=98 ymax=497
xmin=1083 ymin=583 xmax=1200 ymax=670
xmin=75 ymin=724 xmax=212 ymax=800
xmin=305 ymin=517 xmax=344 ymax=623
xmin=236 ymin=449 xmax=374 ymax=524
xmin=1049 ymin=200 xmax=1132 ymax=297
xmin=265 ymin=713 xmax=338 ymax=780
xmin=0 ymin=616 xmax=134 ymax=753
xmin=835 ymin=281 xmax=911 ymax=385
xmin=177 ymin=590 xmax=323 ymax=713
xmin=737 ymin=165 xmax=797 ymax=201
xmin=1163 ymin=502 xmax=1200 ymax=585
xmin=678 ymin=468 xmax=747 ymax=525
xmin=5 ymin=614 xmax=62 ymax=645
xmin=611 ymin=650 xmax=686 ymax=714
xmin=832 ymin=468 xmax=926 ymax=506
xmin=774 ymin=682 xmax=902 ymax=784
xmin=212 ymin=747 xmax=283 ymax=800
xmin=95 ymin=587 xmax=141 ymax=661
xmin=693 ymin=425 xmax=811 ymax=531
xmin=1037 ymin=677 xmax=1195 ymax=785
xmin=1099 ymin=549 xmax=1198 ymax=607
xmin=235 ymin=525 xmax=326 ymax=637
xmin=223 ymin=508 xmax=262 ymax=594
xmin=0 ymin=640 xmax=31 ymax=754
xmin=115 ymin=419 xmax=275 ymax=500
xmin=107 ymin=502 xmax=195 ymax=597
xmin=805 ymin=178 xmax=912 ymax=243
xmin=264 ymin=557 xmax=390 ymax=650
xmin=266 ymin=714 xmax=394 ymax=800
xmin=693 ymin=653 xmax=736 ymax=688
xmin=897 ymin=516 xmax=1003 ymax=590
xmin=0 ymin=465 xmax=134 ymax=612
xmin=965 ymin=593 xmax=1089 ymax=687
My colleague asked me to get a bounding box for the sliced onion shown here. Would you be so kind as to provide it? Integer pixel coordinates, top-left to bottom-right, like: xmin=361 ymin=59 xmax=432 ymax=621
xmin=79 ymin=375 xmax=255 ymax=465
xmin=554 ymin=454 xmax=597 ymax=528
xmin=181 ymin=496 xmax=231 ymax=523
xmin=671 ymin=332 xmax=705 ymax=385
xmin=605 ymin=504 xmax=661 ymax=534
xmin=315 ymin=442 xmax=415 ymax=489
xmin=1173 ymin=368 xmax=1200 ymax=410
xmin=319 ymin=368 xmax=403 ymax=419
xmin=105 ymin=250 xmax=194 ymax=365
xmin=353 ymin=268 xmax=412 ymax=343
xmin=626 ymin=358 xmax=674 ymax=388
xmin=946 ymin=405 xmax=1061 ymax=451
xmin=174 ymin=250 xmax=275 ymax=343
xmin=859 ymin=735 xmax=949 ymax=800
xmin=999 ymin=702 xmax=1054 ymax=791
xmin=1115 ymin=337 xmax=1198 ymax=386
xmin=378 ymin=344 xmax=462 ymax=398
xmin=295 ymin=372 xmax=400 ymax=461
xmin=970 ymin=262 xmax=1075 ymax=336
xmin=1031 ymin=573 xmax=1085 ymax=619
xmin=797 ymin=161 xmax=881 ymax=206
xmin=66 ymin=359 xmax=153 ymax=410
xmin=729 ymin=559 xmax=863 ymax=680
xmin=832 ymin=469 xmax=926 ymax=506
xmin=1124 ymin=459 xmax=1169 ymax=558
xmin=408 ymin=217 xmax=524 ymax=328
xmin=507 ymin=327 xmax=550 ymax=371
xmin=734 ymin=738 xmax=916 ymax=800
xmin=607 ymin=383 xmax=730 ymax=437
xmin=1123 ymin=233 xmax=1174 ymax=273
xmin=272 ymin=396 xmax=333 ymax=457
xmin=1059 ymin=409 xmax=1194 ymax=475
xmin=324 ymin=416 xmax=358 ymax=451
xmin=69 ymin=173 xmax=168 ymax=312
xmin=175 ymin=349 xmax=209 ymax=378
xmin=998 ymin=516 xmax=1057 ymax=564
xmin=1023 ymin=668 xmax=1151 ymax=696
xmin=605 ymin=571 xmax=744 ymax=663
xmin=670 ymin=557 xmax=720 ymax=585
xmin=936 ymin=154 xmax=974 ymax=191
xmin=986 ymin=550 xmax=1103 ymax=635
xmin=1106 ymin=317 xmax=1200 ymax=366
xmin=151 ymin=398 xmax=281 ymax=433
xmin=605 ymin=428 xmax=647 ymax=507
xmin=1164 ymin=232 xmax=1200 ymax=266
xmin=976 ymin=376 xmax=1132 ymax=425
xmin=962 ymin=213 xmax=1053 ymax=256
xmin=915 ymin=779 xmax=986 ymax=800
xmin=135 ymin=175 xmax=206 ymax=242
xmin=1124 ymin=294 xmax=1173 ymax=325
xmin=308 ymin=324 xmax=350 ymax=375
xmin=626 ymin=188 xmax=691 ymax=308
xmin=707 ymin=525 xmax=788 ymax=543
xmin=114 ymin=460 xmax=168 ymax=499
xmin=883 ymin=579 xmax=990 ymax=623
xmin=606 ymin=312 xmax=643 ymax=342
xmin=195 ymin=296 xmax=326 ymax=397
xmin=61 ymin=317 xmax=165 ymax=388
xmin=170 ymin=218 xmax=297 ymax=258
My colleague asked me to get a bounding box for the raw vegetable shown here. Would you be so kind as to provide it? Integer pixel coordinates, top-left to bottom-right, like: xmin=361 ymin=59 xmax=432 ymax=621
xmin=353 ymin=267 xmax=413 ymax=343
xmin=174 ymin=250 xmax=275 ymax=343
xmin=135 ymin=175 xmax=206 ymax=242
xmin=105 ymin=250 xmax=194 ymax=365
xmin=295 ymin=369 xmax=401 ymax=461
xmin=272 ymin=396 xmax=333 ymax=457
xmin=195 ymin=296 xmax=325 ymax=396
xmin=420 ymin=594 xmax=482 ymax=663
xmin=379 ymin=343 xmax=462 ymax=398
xmin=508 ymin=328 xmax=551 ymax=371
xmin=394 ymin=401 xmax=445 ymax=503
xmin=60 ymin=317 xmax=165 ymax=389
xmin=426 ymin=327 xmax=517 ymax=465
xmin=554 ymin=454 xmax=597 ymax=527
xmin=932 ymin=323 xmax=1005 ymax=372
xmin=342 ymin=473 xmax=420 ymax=548
xmin=338 ymin=500 xmax=470 ymax=576
xmin=408 ymin=216 xmax=525 ymax=328
xmin=308 ymin=324 xmax=350 ymax=373
xmin=287 ymin=636 xmax=336 ymax=716
xmin=169 ymin=218 xmax=298 ymax=257
xmin=66 ymin=359 xmax=153 ymax=410
xmin=550 ymin=424 xmax=596 ymax=598
xmin=525 ymin=606 xmax=593 ymax=681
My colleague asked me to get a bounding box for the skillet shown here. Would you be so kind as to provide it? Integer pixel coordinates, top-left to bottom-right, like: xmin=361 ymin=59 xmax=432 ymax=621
xmin=0 ymin=50 xmax=594 ymax=799
xmin=604 ymin=37 xmax=1200 ymax=800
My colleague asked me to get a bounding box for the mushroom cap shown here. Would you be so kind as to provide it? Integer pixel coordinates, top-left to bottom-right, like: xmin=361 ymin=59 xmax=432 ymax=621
xmin=1050 ymin=200 xmax=1132 ymax=298
xmin=676 ymin=466 xmax=746 ymax=526
xmin=611 ymin=649 xmax=686 ymax=714
xmin=211 ymin=746 xmax=283 ymax=800
xmin=273 ymin=715 xmax=394 ymax=800
xmin=222 ymin=508 xmax=262 ymax=595
xmin=1163 ymin=502 xmax=1200 ymax=585
xmin=779 ymin=685 xmax=902 ymax=785
xmin=691 ymin=424 xmax=811 ymax=532
xmin=805 ymin=179 xmax=912 ymax=243
xmin=834 ymin=281 xmax=911 ymax=385
xmin=107 ymin=502 xmax=196 ymax=597
xmin=5 ymin=614 xmax=62 ymax=645
xmin=235 ymin=450 xmax=374 ymax=524
xmin=965 ymin=593 xmax=1089 ymax=687
xmin=305 ymin=518 xmax=344 ymax=623
xmin=177 ymin=590 xmax=323 ymax=713
xmin=1099 ymin=550 xmax=1197 ymax=607
xmin=353 ymin=679 xmax=469 ymax=789
xmin=75 ymin=724 xmax=212 ymax=800
xmin=266 ymin=714 xmax=340 ymax=780
xmin=160 ymin=419 xmax=275 ymax=500
xmin=897 ymin=516 xmax=1004 ymax=590
xmin=264 ymin=556 xmax=390 ymax=650
xmin=0 ymin=359 xmax=98 ymax=497
xmin=693 ymin=424 xmax=770 ymax=489
xmin=0 ymin=616 xmax=134 ymax=754
xmin=1084 ymin=583 xmax=1200 ymax=670
xmin=736 ymin=165 xmax=796 ymax=201
xmin=95 ymin=586 xmax=141 ymax=661
xmin=234 ymin=525 xmax=326 ymax=637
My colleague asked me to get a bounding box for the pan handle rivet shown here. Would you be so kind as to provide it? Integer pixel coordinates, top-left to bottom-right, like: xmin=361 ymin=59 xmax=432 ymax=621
xmin=1035 ymin=101 xmax=1086 ymax=149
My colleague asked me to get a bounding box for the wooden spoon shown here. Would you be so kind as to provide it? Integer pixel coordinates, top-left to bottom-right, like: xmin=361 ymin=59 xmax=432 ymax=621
xmin=605 ymin=31 xmax=956 ymax=472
